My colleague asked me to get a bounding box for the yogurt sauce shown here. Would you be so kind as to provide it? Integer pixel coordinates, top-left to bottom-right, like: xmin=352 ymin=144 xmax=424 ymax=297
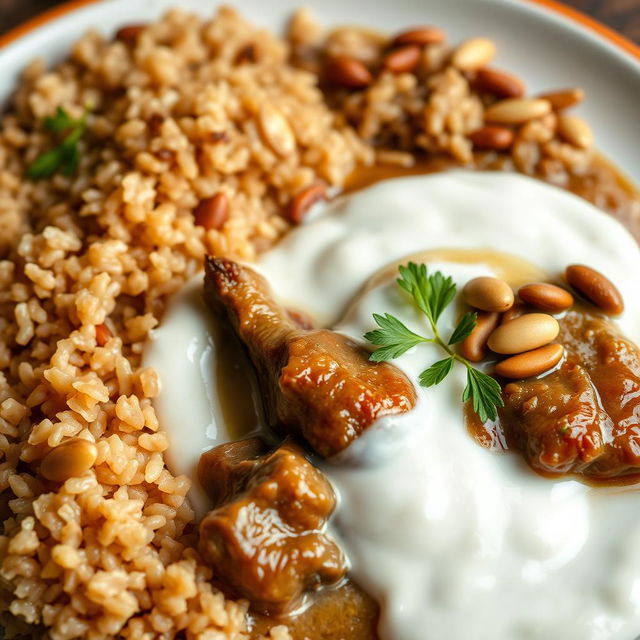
xmin=145 ymin=171 xmax=640 ymax=640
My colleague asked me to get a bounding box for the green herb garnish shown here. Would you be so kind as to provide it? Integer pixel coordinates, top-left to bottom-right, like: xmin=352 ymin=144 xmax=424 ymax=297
xmin=26 ymin=106 xmax=90 ymax=179
xmin=364 ymin=262 xmax=504 ymax=422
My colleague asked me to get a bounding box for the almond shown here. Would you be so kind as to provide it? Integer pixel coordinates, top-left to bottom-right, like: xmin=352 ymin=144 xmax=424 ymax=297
xmin=463 ymin=277 xmax=514 ymax=312
xmin=194 ymin=193 xmax=229 ymax=230
xmin=325 ymin=56 xmax=373 ymax=89
xmin=392 ymin=26 xmax=446 ymax=48
xmin=383 ymin=46 xmax=421 ymax=74
xmin=488 ymin=313 xmax=559 ymax=355
xmin=41 ymin=439 xmax=98 ymax=483
xmin=495 ymin=344 xmax=565 ymax=379
xmin=475 ymin=67 xmax=525 ymax=98
xmin=459 ymin=312 xmax=500 ymax=363
xmin=115 ymin=24 xmax=146 ymax=44
xmin=518 ymin=283 xmax=574 ymax=313
xmin=289 ymin=185 xmax=327 ymax=225
xmin=538 ymin=88 xmax=585 ymax=111
xmin=469 ymin=126 xmax=514 ymax=150
xmin=565 ymin=264 xmax=624 ymax=315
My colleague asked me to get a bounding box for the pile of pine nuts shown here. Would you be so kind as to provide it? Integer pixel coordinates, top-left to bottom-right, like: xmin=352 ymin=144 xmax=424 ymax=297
xmin=460 ymin=264 xmax=623 ymax=379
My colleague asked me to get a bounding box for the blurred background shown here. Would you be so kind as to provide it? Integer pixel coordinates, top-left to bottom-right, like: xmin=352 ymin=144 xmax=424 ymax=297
xmin=0 ymin=0 xmax=639 ymax=42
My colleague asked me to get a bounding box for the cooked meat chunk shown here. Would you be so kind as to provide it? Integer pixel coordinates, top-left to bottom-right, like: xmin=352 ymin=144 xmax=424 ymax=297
xmin=278 ymin=330 xmax=418 ymax=456
xmin=204 ymin=256 xmax=416 ymax=457
xmin=499 ymin=310 xmax=640 ymax=478
xmin=198 ymin=439 xmax=346 ymax=614
xmin=563 ymin=312 xmax=640 ymax=476
xmin=197 ymin=437 xmax=265 ymax=507
xmin=501 ymin=363 xmax=609 ymax=473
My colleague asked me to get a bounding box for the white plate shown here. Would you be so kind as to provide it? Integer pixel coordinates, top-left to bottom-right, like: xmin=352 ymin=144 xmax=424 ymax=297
xmin=0 ymin=3 xmax=638 ymax=637
xmin=1 ymin=0 xmax=639 ymax=182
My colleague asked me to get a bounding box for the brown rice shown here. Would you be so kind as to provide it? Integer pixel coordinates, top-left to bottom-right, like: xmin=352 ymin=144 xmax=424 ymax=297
xmin=0 ymin=6 xmax=369 ymax=639
xmin=0 ymin=5 xmax=637 ymax=640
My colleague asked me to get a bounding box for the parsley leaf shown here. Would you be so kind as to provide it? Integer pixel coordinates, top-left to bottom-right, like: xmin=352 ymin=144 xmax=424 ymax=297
xmin=27 ymin=106 xmax=89 ymax=180
xmin=397 ymin=262 xmax=431 ymax=318
xmin=427 ymin=270 xmax=457 ymax=323
xmin=365 ymin=263 xmax=504 ymax=423
xmin=448 ymin=311 xmax=477 ymax=345
xmin=43 ymin=106 xmax=77 ymax=133
xmin=463 ymin=367 xmax=503 ymax=423
xmin=364 ymin=313 xmax=429 ymax=362
xmin=419 ymin=357 xmax=455 ymax=387
xmin=397 ymin=262 xmax=456 ymax=325
xmin=25 ymin=147 xmax=66 ymax=180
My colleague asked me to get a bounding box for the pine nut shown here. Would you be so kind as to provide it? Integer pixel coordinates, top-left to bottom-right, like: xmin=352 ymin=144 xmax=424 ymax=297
xmin=557 ymin=114 xmax=593 ymax=149
xmin=451 ymin=38 xmax=497 ymax=71
xmin=538 ymin=87 xmax=584 ymax=111
xmin=392 ymin=27 xmax=446 ymax=48
xmin=518 ymin=283 xmax=574 ymax=313
xmin=495 ymin=344 xmax=565 ymax=379
xmin=41 ymin=439 xmax=97 ymax=483
xmin=484 ymin=98 xmax=552 ymax=124
xmin=383 ymin=46 xmax=421 ymax=73
xmin=289 ymin=184 xmax=327 ymax=225
xmin=194 ymin=193 xmax=229 ymax=230
xmin=325 ymin=56 xmax=373 ymax=89
xmin=463 ymin=277 xmax=514 ymax=312
xmin=469 ymin=125 xmax=514 ymax=150
xmin=474 ymin=67 xmax=525 ymax=98
xmin=259 ymin=103 xmax=296 ymax=156
xmin=459 ymin=312 xmax=500 ymax=363
xmin=488 ymin=313 xmax=559 ymax=354
xmin=565 ymin=264 xmax=624 ymax=315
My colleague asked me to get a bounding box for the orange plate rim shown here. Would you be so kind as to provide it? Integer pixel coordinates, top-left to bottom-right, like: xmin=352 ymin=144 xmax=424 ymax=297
xmin=0 ymin=0 xmax=638 ymax=59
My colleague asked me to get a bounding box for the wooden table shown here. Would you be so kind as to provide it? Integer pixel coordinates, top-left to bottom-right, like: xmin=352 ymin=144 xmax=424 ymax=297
xmin=1 ymin=0 xmax=639 ymax=43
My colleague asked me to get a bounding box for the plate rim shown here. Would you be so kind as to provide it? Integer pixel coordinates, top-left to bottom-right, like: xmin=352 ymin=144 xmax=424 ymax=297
xmin=0 ymin=0 xmax=638 ymax=61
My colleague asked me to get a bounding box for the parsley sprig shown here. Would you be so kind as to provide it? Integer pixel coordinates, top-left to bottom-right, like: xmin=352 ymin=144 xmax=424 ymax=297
xmin=26 ymin=106 xmax=90 ymax=179
xmin=364 ymin=262 xmax=504 ymax=422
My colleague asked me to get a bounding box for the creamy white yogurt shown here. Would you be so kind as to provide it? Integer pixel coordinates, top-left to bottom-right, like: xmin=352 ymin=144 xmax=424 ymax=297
xmin=145 ymin=171 xmax=640 ymax=640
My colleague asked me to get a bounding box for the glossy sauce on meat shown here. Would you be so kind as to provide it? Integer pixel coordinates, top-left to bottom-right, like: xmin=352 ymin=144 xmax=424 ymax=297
xmin=470 ymin=309 xmax=640 ymax=481
xmin=198 ymin=439 xmax=347 ymax=615
xmin=204 ymin=257 xmax=417 ymax=458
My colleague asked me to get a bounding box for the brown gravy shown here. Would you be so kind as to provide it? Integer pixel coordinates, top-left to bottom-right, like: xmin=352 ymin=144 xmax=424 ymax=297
xmin=250 ymin=581 xmax=379 ymax=640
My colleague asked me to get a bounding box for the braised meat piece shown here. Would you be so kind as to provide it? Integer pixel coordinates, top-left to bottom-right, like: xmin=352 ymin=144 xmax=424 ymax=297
xmin=563 ymin=312 xmax=640 ymax=476
xmin=204 ymin=256 xmax=416 ymax=458
xmin=499 ymin=310 xmax=640 ymax=478
xmin=197 ymin=438 xmax=264 ymax=507
xmin=198 ymin=439 xmax=346 ymax=614
xmin=501 ymin=362 xmax=609 ymax=474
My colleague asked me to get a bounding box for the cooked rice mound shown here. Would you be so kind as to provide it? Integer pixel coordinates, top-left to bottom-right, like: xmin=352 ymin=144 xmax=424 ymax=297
xmin=0 ymin=7 xmax=367 ymax=639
